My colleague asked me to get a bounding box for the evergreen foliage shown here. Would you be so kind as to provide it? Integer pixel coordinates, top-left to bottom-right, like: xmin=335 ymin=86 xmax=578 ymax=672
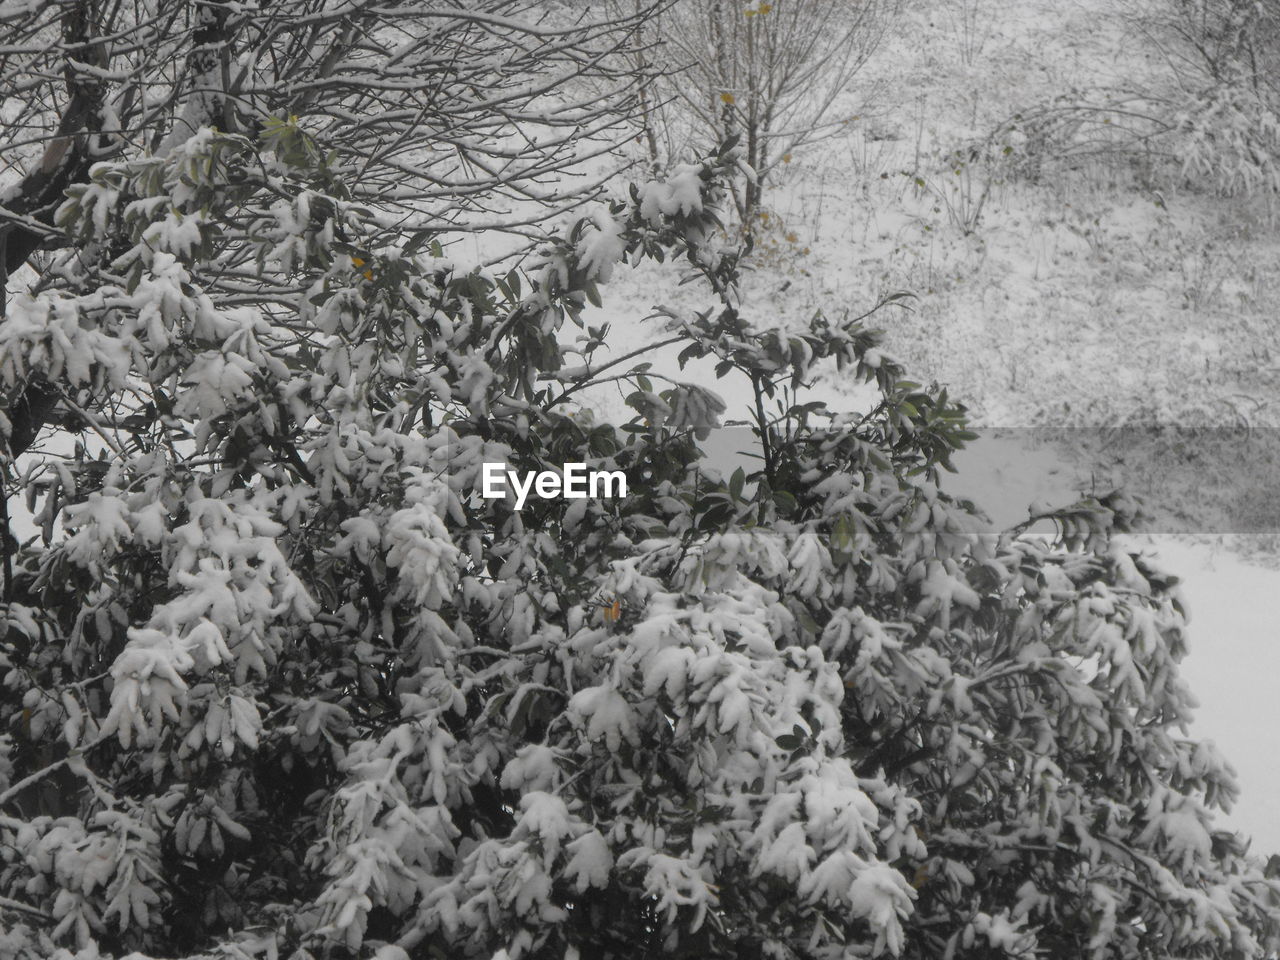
xmin=0 ymin=98 xmax=1276 ymax=960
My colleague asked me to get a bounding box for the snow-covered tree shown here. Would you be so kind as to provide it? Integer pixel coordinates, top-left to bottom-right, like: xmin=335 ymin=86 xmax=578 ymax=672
xmin=623 ymin=0 xmax=897 ymax=221
xmin=0 ymin=62 xmax=1277 ymax=960
xmin=0 ymin=0 xmax=661 ymax=465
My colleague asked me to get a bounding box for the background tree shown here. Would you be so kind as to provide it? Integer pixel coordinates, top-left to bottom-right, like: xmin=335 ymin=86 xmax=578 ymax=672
xmin=0 ymin=0 xmax=659 ymax=463
xmin=636 ymin=0 xmax=898 ymax=222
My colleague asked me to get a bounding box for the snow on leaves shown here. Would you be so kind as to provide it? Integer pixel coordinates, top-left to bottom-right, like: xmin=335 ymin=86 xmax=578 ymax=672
xmin=567 ymin=684 xmax=639 ymax=753
xmin=0 ymin=120 xmax=1275 ymax=960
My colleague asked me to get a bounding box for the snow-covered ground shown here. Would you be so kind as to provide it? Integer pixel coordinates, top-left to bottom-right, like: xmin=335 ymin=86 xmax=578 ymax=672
xmin=1151 ymin=537 xmax=1280 ymax=855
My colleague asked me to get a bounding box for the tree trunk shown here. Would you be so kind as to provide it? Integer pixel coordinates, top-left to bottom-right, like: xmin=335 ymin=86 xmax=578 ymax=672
xmin=0 ymin=0 xmax=111 ymax=458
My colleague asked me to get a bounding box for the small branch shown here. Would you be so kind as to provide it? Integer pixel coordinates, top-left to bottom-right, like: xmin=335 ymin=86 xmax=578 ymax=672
xmin=751 ymin=371 xmax=775 ymax=483
xmin=0 ymin=894 xmax=51 ymax=922
xmin=56 ymin=390 xmax=127 ymax=457
xmin=0 ymin=734 xmax=110 ymax=810
xmin=0 ymin=472 xmax=12 ymax=603
xmin=546 ymin=334 xmax=685 ymax=407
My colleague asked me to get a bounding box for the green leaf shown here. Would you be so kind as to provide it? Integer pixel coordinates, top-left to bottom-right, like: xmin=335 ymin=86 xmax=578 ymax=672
xmin=404 ymin=229 xmax=434 ymax=257
xmin=796 ymin=608 xmax=820 ymax=637
xmin=126 ymin=261 xmax=144 ymax=295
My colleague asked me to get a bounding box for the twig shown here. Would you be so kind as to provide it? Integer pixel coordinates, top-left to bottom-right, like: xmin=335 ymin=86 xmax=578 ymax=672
xmin=0 ymin=894 xmax=52 ymax=921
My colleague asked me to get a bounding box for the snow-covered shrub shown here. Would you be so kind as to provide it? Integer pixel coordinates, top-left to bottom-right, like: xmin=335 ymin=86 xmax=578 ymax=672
xmin=1168 ymin=66 xmax=1280 ymax=195
xmin=1141 ymin=0 xmax=1280 ymax=194
xmin=997 ymin=0 xmax=1280 ymax=196
xmin=0 ymin=117 xmax=1277 ymax=960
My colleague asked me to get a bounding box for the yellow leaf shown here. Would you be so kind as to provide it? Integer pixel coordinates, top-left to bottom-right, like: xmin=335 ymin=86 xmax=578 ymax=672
xmin=720 ymin=92 xmax=735 ymax=104
xmin=785 ymin=232 xmax=798 ymax=243
xmin=603 ymin=599 xmax=622 ymax=623
xmin=759 ymin=2 xmax=772 ymax=12
xmin=783 ymin=153 xmax=792 ymax=163
xmin=745 ymin=8 xmax=756 ymax=15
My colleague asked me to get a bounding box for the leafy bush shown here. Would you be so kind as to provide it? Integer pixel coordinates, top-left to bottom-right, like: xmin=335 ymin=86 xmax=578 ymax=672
xmin=0 ymin=122 xmax=1276 ymax=960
